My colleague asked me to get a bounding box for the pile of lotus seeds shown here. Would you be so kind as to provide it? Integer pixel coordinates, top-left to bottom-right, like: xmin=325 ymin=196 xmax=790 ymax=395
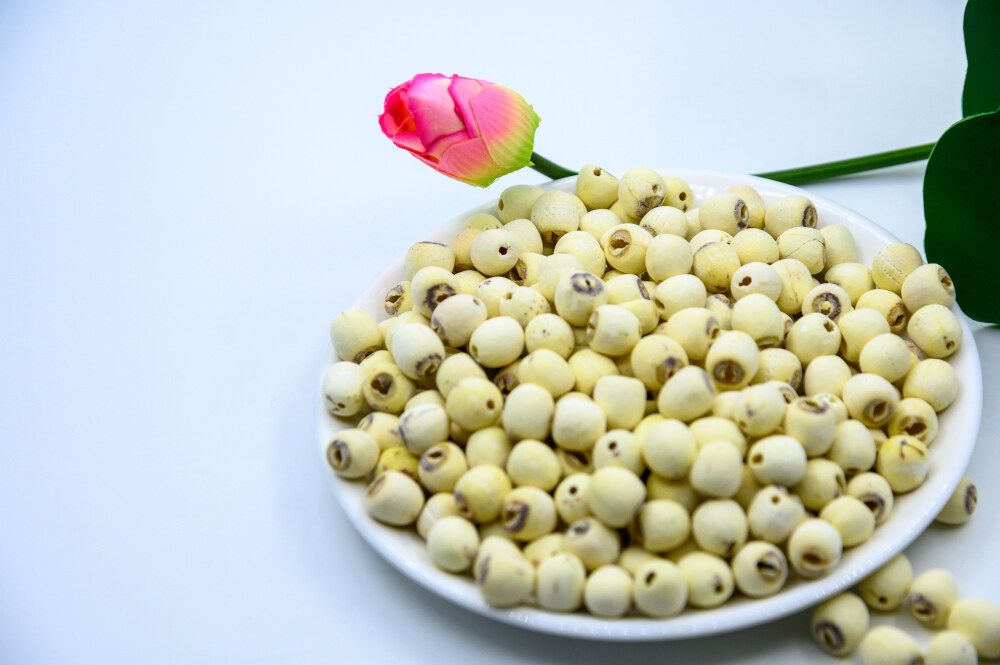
xmin=322 ymin=166 xmax=987 ymax=635
xmin=813 ymin=548 xmax=1000 ymax=663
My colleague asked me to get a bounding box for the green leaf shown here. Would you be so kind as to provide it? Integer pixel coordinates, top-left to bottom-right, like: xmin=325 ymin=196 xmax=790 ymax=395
xmin=923 ymin=107 xmax=1000 ymax=322
xmin=962 ymin=0 xmax=1000 ymax=117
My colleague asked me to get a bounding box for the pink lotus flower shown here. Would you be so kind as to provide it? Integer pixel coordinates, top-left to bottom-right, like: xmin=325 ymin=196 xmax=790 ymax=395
xmin=379 ymin=73 xmax=541 ymax=187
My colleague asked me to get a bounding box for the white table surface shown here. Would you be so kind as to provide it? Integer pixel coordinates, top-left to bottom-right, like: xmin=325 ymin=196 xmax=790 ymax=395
xmin=1 ymin=1 xmax=996 ymax=663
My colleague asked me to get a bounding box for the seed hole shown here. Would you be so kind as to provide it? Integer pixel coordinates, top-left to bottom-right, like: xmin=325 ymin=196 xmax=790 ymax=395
xmin=608 ymin=441 xmax=618 ymax=450
xmin=679 ymin=192 xmax=687 ymax=201
xmin=877 ymin=595 xmax=887 ymax=605
xmin=645 ymin=571 xmax=656 ymax=585
xmin=739 ymin=277 xmax=752 ymax=287
xmin=871 ymin=401 xmax=888 ymax=419
xmin=486 ymin=399 xmax=496 ymax=409
xmin=568 ymin=486 xmax=577 ymax=495
xmin=370 ymin=375 xmax=392 ymax=396
xmin=428 ymin=449 xmax=444 ymax=460
xmin=714 ymin=582 xmax=723 ymax=593
xmin=498 ymin=200 xmax=504 ymax=210
xmin=803 ymin=552 xmax=824 ymax=566
xmin=770 ymin=494 xmax=780 ymax=504
xmin=469 ymin=344 xmax=478 ymax=355
xmin=904 ymin=423 xmax=927 ymax=436
xmin=751 ymin=454 xmax=764 ymax=465
xmin=593 ymin=167 xmax=602 ymax=176
xmin=610 ymin=237 xmax=628 ymax=251
xmin=941 ymin=275 xmax=953 ymax=288
xmin=332 ymin=448 xmax=344 ymax=464
xmin=504 ymin=291 xmax=514 ymax=299
xmin=824 ymin=321 xmax=835 ymax=332
xmin=499 ymin=246 xmax=509 ymax=256
xmin=946 ymin=340 xmax=955 ymax=350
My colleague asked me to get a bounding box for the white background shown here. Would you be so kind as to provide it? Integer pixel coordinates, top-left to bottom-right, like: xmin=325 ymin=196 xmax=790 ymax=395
xmin=1 ymin=1 xmax=997 ymax=663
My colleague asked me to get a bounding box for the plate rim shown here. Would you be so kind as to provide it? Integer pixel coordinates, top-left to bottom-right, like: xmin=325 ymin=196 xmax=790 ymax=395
xmin=317 ymin=169 xmax=983 ymax=641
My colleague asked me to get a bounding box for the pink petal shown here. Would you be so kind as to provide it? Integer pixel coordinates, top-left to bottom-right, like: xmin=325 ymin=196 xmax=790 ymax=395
xmin=471 ymin=85 xmax=540 ymax=172
xmin=379 ymin=84 xmax=416 ymax=138
xmin=406 ymin=74 xmax=468 ymax=150
xmin=424 ymin=129 xmax=472 ymax=160
xmin=435 ymin=136 xmax=501 ymax=187
xmin=447 ymin=76 xmax=486 ymax=138
xmin=388 ymin=129 xmax=424 ymax=153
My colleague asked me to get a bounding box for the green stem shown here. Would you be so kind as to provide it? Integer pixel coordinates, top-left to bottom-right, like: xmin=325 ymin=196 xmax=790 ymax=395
xmin=529 ymin=152 xmax=576 ymax=180
xmin=529 ymin=143 xmax=936 ymax=186
xmin=753 ymin=143 xmax=936 ymax=184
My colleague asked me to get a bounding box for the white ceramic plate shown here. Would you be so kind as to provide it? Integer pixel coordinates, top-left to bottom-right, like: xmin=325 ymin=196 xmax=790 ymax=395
xmin=317 ymin=169 xmax=982 ymax=641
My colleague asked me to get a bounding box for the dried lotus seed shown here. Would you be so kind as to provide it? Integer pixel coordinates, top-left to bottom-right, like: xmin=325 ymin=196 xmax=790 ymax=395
xmin=531 ymin=190 xmax=582 ymax=243
xmin=330 ymin=309 xmax=384 ymax=363
xmin=936 ymin=476 xmax=977 ymax=525
xmin=575 ymin=164 xmax=618 ymax=209
xmin=632 ymin=499 xmax=690 ymax=553
xmin=585 ymin=466 xmax=646 ymax=528
xmin=555 ymin=230 xmax=606 ymax=276
xmin=584 ymin=565 xmax=633 ymax=618
xmin=811 ymin=592 xmax=869 ymax=657
xmin=777 ymin=227 xmax=825 ymax=274
xmin=404 ymin=241 xmax=455 ymax=280
xmin=326 ymin=429 xmax=379 ymax=478
xmin=633 ymin=559 xmax=688 ymax=617
xmin=699 ymin=192 xmax=750 ymax=235
xmin=731 ymin=228 xmax=779 ymax=264
xmin=764 ymin=195 xmax=817 ymax=238
xmin=416 ymin=492 xmax=460 ymax=540
xmin=820 ymin=224 xmax=858 ymax=268
xmin=948 ymin=598 xmax=1000 ymax=659
xmin=678 ymin=551 xmax=734 ymax=608
xmin=477 ymin=551 xmax=535 ymax=607
xmin=903 ymin=358 xmax=959 ymax=412
xmin=819 ymin=495 xmax=875 ymax=547
xmin=601 ymin=223 xmax=653 ymax=274
xmin=364 ymin=470 xmax=425 ymax=526
xmin=858 ymin=626 xmax=923 ymax=665
xmin=561 ymin=517 xmax=621 ymax=570
xmin=787 ymin=518 xmax=842 ymax=579
xmin=859 ymin=553 xmax=913 ymax=611
xmin=640 ymin=205 xmax=688 ymax=237
xmin=692 ymin=241 xmax=741 ymax=293
xmin=617 ymin=167 xmax=666 ymax=219
xmin=536 ymin=552 xmax=586 ymax=612
xmin=847 ymin=472 xmax=894 ymax=525
xmin=907 ymin=303 xmax=962 ymax=358
xmin=901 ymin=263 xmax=956 ymax=311
xmin=802 ymin=282 xmax=853 ymax=321
xmin=825 ymin=262 xmax=875 ymax=305
xmin=875 ymin=435 xmax=929 ymax=493
xmin=504 ymin=438 xmax=560 ymax=491
xmin=907 ymin=568 xmax=959 ymax=628
xmin=732 ymin=541 xmax=788 ymax=597
xmin=747 ymin=485 xmax=807 ymax=544
xmin=871 ymin=242 xmax=924 ymax=294
xmin=498 ymin=185 xmax=543 ymax=223
xmin=427 ymin=516 xmax=479 ymax=572
xmin=925 ymin=631 xmax=977 ymax=665
xmin=500 ymin=486 xmax=557 ymax=541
